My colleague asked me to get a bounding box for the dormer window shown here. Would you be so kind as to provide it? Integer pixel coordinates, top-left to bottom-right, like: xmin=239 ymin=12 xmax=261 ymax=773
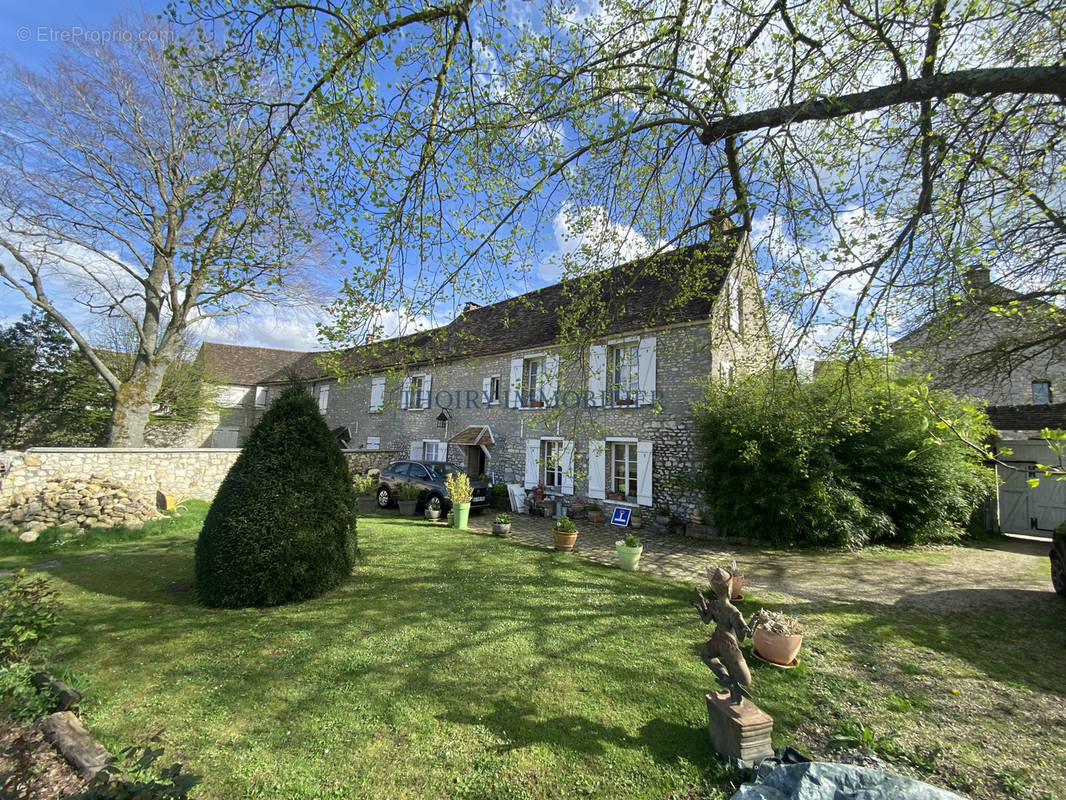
xmin=1033 ymin=381 xmax=1052 ymax=405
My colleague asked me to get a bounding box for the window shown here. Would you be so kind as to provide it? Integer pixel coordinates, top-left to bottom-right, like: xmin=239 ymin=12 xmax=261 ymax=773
xmin=523 ymin=357 xmax=545 ymax=405
xmin=317 ymin=384 xmax=330 ymax=413
xmin=588 ymin=439 xmax=652 ymax=505
xmin=1033 ymin=381 xmax=1052 ymax=405
xmin=719 ymin=360 xmax=734 ymax=385
xmin=409 ymin=376 xmax=425 ymax=409
xmin=423 ymin=440 xmax=446 ymax=461
xmin=609 ymin=342 xmax=639 ymax=405
xmin=218 ymin=386 xmax=247 ymax=408
xmin=369 ymin=376 xmax=385 ymax=412
xmin=212 ymin=427 xmax=240 ymax=448
xmin=254 ymin=386 xmax=268 ymax=408
xmin=611 ymin=442 xmax=638 ymax=499
xmin=729 ymin=277 xmax=742 ymax=333
xmin=489 ymin=376 xmax=501 ymax=404
xmin=541 ymin=439 xmax=562 ymax=490
xmin=366 ymin=436 xmax=380 ymax=450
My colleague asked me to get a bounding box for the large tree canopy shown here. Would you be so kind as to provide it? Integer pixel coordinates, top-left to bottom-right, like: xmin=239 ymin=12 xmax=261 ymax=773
xmin=182 ymin=0 xmax=1065 ymax=365
xmin=0 ymin=13 xmax=322 ymax=446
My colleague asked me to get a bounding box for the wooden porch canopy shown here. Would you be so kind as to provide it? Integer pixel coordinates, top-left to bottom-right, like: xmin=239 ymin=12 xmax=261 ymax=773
xmin=448 ymin=425 xmax=495 ymax=447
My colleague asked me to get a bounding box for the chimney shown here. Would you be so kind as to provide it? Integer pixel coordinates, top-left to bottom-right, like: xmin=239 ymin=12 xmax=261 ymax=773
xmin=963 ymin=267 xmax=991 ymax=291
xmin=365 ymin=333 xmax=376 ymax=345
xmin=462 ymin=301 xmax=482 ymax=313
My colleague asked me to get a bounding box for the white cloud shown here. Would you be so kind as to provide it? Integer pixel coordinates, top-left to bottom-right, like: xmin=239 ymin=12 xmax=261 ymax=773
xmin=539 ymin=204 xmax=667 ymax=283
xmin=188 ymin=303 xmax=328 ymax=351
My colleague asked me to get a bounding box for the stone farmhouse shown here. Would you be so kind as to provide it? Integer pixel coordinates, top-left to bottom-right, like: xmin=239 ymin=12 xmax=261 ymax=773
xmin=892 ymin=267 xmax=1066 ymax=534
xmin=196 ymin=235 xmax=772 ymax=517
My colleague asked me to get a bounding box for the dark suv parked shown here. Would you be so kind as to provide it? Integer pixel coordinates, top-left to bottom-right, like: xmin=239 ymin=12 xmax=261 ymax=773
xmin=1052 ymin=526 xmax=1066 ymax=597
xmin=376 ymin=460 xmax=490 ymax=512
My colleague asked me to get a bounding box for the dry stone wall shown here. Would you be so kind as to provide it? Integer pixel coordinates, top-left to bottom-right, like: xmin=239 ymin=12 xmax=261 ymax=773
xmin=1 ymin=448 xmax=241 ymax=508
xmin=3 ymin=476 xmax=162 ymax=540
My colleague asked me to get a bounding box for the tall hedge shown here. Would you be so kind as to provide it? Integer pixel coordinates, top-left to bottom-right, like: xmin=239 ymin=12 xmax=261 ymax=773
xmin=694 ymin=365 xmax=997 ymax=548
xmin=195 ymin=382 xmax=358 ymax=607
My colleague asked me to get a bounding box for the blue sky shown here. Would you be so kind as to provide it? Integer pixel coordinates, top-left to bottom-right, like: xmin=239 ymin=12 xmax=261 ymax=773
xmin=0 ymin=0 xmax=618 ymax=353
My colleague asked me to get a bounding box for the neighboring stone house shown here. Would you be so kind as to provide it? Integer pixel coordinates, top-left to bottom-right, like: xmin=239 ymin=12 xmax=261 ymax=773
xmin=194 ymin=343 xmax=319 ymax=447
xmin=891 ymin=267 xmax=1066 ymax=534
xmin=197 ymin=234 xmax=772 ymax=516
xmin=892 ymin=267 xmax=1066 ymax=437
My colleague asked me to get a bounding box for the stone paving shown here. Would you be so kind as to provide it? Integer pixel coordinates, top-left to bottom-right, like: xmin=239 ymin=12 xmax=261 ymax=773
xmin=463 ymin=510 xmax=742 ymax=583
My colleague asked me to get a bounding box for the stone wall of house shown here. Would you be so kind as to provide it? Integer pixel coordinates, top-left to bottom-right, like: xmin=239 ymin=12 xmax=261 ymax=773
xmin=342 ymin=450 xmax=402 ymax=476
xmin=0 ymin=448 xmax=242 ymax=506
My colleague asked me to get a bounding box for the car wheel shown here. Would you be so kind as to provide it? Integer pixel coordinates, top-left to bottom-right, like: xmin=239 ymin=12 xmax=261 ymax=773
xmin=1052 ymin=551 xmax=1066 ymax=597
xmin=426 ymin=492 xmax=444 ymax=509
xmin=376 ymin=486 xmax=392 ymax=509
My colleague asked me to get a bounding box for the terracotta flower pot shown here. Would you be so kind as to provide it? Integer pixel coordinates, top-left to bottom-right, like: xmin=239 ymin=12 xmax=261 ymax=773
xmin=552 ymin=529 xmax=578 ymax=551
xmin=730 ymin=574 xmax=745 ymax=600
xmin=753 ymin=627 xmax=803 ymax=666
xmin=587 ymin=510 xmax=605 ymax=524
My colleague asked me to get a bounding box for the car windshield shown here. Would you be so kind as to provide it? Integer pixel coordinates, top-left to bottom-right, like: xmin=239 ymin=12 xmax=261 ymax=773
xmin=427 ymin=462 xmax=466 ymax=479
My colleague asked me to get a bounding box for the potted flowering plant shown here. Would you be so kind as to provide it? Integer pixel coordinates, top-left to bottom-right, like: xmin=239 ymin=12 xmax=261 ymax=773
xmin=615 ymin=532 xmax=643 ymax=570
xmin=444 ymin=471 xmax=473 ymax=529
xmin=585 ymin=503 xmax=605 ymax=524
xmin=552 ymin=515 xmax=578 ymax=551
xmin=424 ymin=498 xmax=442 ymax=521
xmin=492 ymin=512 xmax=512 ymax=537
xmin=396 ymin=485 xmax=420 ymax=516
xmin=354 ymin=474 xmax=378 ymax=513
xmin=749 ymin=609 xmax=805 ymax=667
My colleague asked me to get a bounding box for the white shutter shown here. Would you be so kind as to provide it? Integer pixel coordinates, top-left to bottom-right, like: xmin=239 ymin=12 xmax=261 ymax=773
xmin=318 ymin=384 xmax=330 ymax=413
xmin=561 ymin=440 xmax=575 ymax=495
xmin=524 ymin=439 xmax=540 ymax=488
xmin=636 ymin=441 xmax=653 ymax=506
xmin=482 ymin=376 xmax=491 ymax=406
xmin=401 ymin=376 xmax=411 ymax=410
xmin=588 ymin=440 xmax=606 ymax=500
xmin=409 ymin=441 xmax=421 ymax=459
xmin=545 ymin=353 xmax=559 ymax=405
xmin=508 ymin=357 xmax=523 ymax=408
xmin=370 ymin=376 xmax=385 ymax=412
xmin=588 ymin=345 xmax=606 ymax=406
xmin=637 ymin=336 xmax=657 ymax=407
xmin=423 ymin=373 xmax=433 ymax=408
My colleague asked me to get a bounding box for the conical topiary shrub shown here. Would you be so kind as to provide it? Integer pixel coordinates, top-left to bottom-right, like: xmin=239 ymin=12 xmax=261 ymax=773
xmin=195 ymin=380 xmax=358 ymax=608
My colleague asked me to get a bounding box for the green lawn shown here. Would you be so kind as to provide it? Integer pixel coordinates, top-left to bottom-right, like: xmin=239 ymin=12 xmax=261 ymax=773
xmin=2 ymin=509 xmax=1063 ymax=800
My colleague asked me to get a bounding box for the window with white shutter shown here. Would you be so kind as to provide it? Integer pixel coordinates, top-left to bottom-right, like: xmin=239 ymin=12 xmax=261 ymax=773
xmin=369 ymin=376 xmax=385 ymax=412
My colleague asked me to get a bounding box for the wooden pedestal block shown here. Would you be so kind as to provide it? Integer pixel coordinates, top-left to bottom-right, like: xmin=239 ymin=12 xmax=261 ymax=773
xmin=705 ymin=692 xmax=774 ymax=763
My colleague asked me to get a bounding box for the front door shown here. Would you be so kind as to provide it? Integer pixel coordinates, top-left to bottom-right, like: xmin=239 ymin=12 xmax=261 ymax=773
xmin=466 ymin=445 xmax=486 ymax=479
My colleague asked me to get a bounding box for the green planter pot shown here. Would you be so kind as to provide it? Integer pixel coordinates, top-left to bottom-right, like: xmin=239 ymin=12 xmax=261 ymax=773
xmin=452 ymin=502 xmax=471 ymax=530
xmin=616 ymin=541 xmax=643 ymax=571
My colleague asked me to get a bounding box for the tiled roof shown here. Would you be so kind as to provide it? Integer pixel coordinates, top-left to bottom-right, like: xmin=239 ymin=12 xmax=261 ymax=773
xmin=986 ymin=403 xmax=1066 ymax=433
xmin=199 ymin=235 xmax=742 ymax=381
xmin=326 ymin=237 xmax=740 ymax=375
xmin=197 ymin=342 xmax=316 ymax=385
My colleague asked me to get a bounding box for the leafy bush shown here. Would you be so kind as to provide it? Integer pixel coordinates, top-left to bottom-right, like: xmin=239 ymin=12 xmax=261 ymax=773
xmin=553 ymin=515 xmax=576 ymax=533
xmin=694 ymin=365 xmax=996 ymax=547
xmin=352 ymin=474 xmax=377 ymax=496
xmin=491 ymin=483 xmax=508 ymax=497
xmin=396 ymin=485 xmax=420 ymax=501
xmin=68 ymin=734 xmax=200 ymax=800
xmin=622 ymin=532 xmax=641 ymax=548
xmin=194 ymin=381 xmax=359 ymax=608
xmin=444 ymin=471 xmax=472 ymax=504
xmin=0 ymin=572 xmax=63 ymax=720
xmin=0 ymin=571 xmax=62 ymax=664
xmin=494 ymin=513 xmax=511 ymax=525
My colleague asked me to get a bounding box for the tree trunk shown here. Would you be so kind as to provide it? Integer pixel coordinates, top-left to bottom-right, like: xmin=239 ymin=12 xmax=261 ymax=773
xmin=106 ymin=358 xmax=171 ymax=447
